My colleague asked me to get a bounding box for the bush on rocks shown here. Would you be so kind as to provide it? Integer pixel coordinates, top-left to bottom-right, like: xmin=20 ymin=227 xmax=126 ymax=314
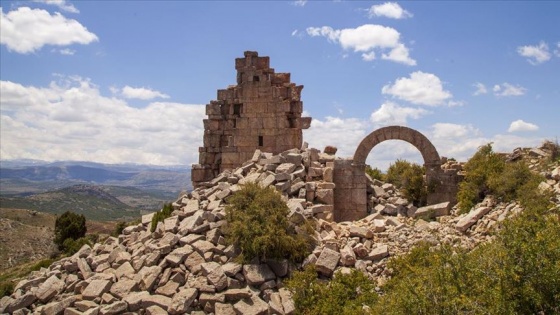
xmin=385 ymin=159 xmax=427 ymax=207
xmin=224 ymin=182 xmax=314 ymax=263
xmin=286 ymin=265 xmax=378 ymax=315
xmin=150 ymin=202 xmax=173 ymax=232
xmin=54 ymin=211 xmax=86 ymax=252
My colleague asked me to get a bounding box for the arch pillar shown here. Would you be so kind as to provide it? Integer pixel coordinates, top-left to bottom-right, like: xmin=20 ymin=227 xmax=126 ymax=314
xmin=333 ymin=126 xmax=450 ymax=222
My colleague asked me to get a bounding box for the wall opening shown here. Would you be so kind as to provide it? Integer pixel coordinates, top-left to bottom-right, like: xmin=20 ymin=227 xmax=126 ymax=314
xmin=258 ymin=136 xmax=264 ymax=146
xmin=233 ymin=103 xmax=243 ymax=116
xmin=253 ymin=75 xmax=260 ymax=82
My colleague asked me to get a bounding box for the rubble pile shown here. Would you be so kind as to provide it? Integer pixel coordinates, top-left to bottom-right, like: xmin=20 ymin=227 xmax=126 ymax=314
xmin=2 ymin=144 xmax=559 ymax=315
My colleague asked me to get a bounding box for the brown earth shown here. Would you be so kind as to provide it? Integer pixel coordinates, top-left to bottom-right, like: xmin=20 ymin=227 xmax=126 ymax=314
xmin=0 ymin=208 xmax=116 ymax=271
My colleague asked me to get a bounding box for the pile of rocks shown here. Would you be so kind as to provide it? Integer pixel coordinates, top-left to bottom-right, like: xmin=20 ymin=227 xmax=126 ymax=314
xmin=2 ymin=144 xmax=558 ymax=315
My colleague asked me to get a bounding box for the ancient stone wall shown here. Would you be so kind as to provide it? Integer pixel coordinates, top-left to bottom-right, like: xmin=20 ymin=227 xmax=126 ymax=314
xmin=192 ymin=51 xmax=312 ymax=187
xmin=333 ymin=126 xmax=461 ymax=221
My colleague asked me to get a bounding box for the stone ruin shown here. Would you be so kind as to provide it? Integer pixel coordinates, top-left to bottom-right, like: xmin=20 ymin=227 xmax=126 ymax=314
xmin=191 ymin=51 xmax=312 ymax=187
xmin=192 ymin=51 xmax=462 ymax=222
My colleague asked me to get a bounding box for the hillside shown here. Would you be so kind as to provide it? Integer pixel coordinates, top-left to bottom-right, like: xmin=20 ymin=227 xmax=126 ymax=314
xmin=0 ymin=160 xmax=191 ymax=198
xmin=0 ymin=208 xmax=116 ymax=270
xmin=1 ymin=144 xmax=558 ymax=314
xmin=0 ymin=185 xmax=145 ymax=221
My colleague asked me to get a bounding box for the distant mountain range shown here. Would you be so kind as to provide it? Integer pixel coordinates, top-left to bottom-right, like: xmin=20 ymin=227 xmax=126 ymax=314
xmin=0 ymin=160 xmax=192 ymax=221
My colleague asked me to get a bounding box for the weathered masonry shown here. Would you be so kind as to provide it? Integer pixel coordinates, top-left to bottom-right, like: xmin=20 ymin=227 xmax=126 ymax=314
xmin=192 ymin=51 xmax=312 ymax=187
xmin=333 ymin=126 xmax=461 ymax=221
xmin=191 ymin=52 xmax=460 ymax=222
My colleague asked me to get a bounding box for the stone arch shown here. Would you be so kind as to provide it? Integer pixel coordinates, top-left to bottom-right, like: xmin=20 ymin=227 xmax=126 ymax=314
xmin=353 ymin=125 xmax=441 ymax=170
xmin=333 ymin=126 xmax=446 ymax=222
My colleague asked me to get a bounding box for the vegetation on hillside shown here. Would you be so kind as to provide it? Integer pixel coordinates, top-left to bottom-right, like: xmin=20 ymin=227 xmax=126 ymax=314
xmin=385 ymin=159 xmax=427 ymax=206
xmin=54 ymin=211 xmax=88 ymax=254
xmin=150 ymin=202 xmax=174 ymax=232
xmin=224 ymin=182 xmax=315 ymax=263
xmin=287 ymin=144 xmax=560 ymax=314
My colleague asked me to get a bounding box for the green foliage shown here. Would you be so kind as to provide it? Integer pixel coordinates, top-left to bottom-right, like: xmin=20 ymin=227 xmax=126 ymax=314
xmin=365 ymin=165 xmax=385 ymax=181
xmin=30 ymin=258 xmax=55 ymax=271
xmin=385 ymin=159 xmax=427 ymax=206
xmin=372 ymin=178 xmax=559 ymax=314
xmin=457 ymin=143 xmax=547 ymax=213
xmin=113 ymin=221 xmax=127 ymax=237
xmin=223 ymin=182 xmax=314 ymax=263
xmin=286 ymin=265 xmax=378 ymax=315
xmin=62 ymin=237 xmax=92 ymax=255
xmin=150 ymin=202 xmax=174 ymax=232
xmin=54 ymin=211 xmax=87 ymax=251
xmin=0 ymin=281 xmax=13 ymax=297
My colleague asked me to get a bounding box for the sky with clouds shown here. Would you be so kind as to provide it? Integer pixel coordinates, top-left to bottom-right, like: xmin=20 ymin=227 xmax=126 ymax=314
xmin=1 ymin=1 xmax=559 ymax=169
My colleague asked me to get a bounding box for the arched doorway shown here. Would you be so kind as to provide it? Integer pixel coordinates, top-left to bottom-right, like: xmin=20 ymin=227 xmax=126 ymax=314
xmin=333 ymin=126 xmax=444 ymax=222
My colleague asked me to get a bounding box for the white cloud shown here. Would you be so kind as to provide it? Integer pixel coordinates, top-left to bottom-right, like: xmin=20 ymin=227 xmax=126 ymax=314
xmin=431 ymin=123 xmax=480 ymax=139
xmin=368 ymin=2 xmax=412 ymax=19
xmin=306 ymin=24 xmax=416 ymax=65
xmin=58 ymin=48 xmax=75 ymax=55
xmin=293 ymin=0 xmax=307 ymax=7
xmin=381 ymin=71 xmax=453 ymax=106
xmin=381 ymin=43 xmax=416 ymax=66
xmin=472 ymin=82 xmax=487 ymax=96
xmin=517 ymin=41 xmax=551 ymax=65
xmin=121 ymin=86 xmax=170 ymax=100
xmin=33 ymin=0 xmax=79 ymax=13
xmin=0 ymin=7 xmax=98 ymax=54
xmin=303 ymin=116 xmax=368 ymax=159
xmin=361 ymin=51 xmax=376 ymax=61
xmin=493 ymin=83 xmax=526 ymax=97
xmin=370 ymin=101 xmax=428 ymax=126
xmin=508 ymin=119 xmax=539 ymax=132
xmin=0 ymin=77 xmax=205 ymax=165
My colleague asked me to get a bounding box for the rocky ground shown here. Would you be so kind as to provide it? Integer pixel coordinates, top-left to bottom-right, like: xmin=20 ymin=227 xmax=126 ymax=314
xmin=1 ymin=144 xmax=558 ymax=315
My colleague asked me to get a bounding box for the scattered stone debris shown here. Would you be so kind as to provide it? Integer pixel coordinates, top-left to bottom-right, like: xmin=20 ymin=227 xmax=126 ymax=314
xmin=2 ymin=144 xmax=559 ymax=314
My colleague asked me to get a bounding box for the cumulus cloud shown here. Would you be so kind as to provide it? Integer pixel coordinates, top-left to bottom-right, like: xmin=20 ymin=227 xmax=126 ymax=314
xmin=381 ymin=71 xmax=453 ymax=106
xmin=508 ymin=119 xmax=539 ymax=132
xmin=493 ymin=83 xmax=526 ymax=97
xmin=431 ymin=123 xmax=480 ymax=139
xmin=0 ymin=7 xmax=98 ymax=54
xmin=0 ymin=77 xmax=205 ymax=165
xmin=368 ymin=2 xmax=412 ymax=19
xmin=306 ymin=24 xmax=416 ymax=65
xmin=33 ymin=0 xmax=79 ymax=13
xmin=293 ymin=0 xmax=307 ymax=7
xmin=303 ymin=116 xmax=368 ymax=159
xmin=120 ymin=86 xmax=170 ymax=100
xmin=472 ymin=82 xmax=487 ymax=96
xmin=370 ymin=102 xmax=428 ymax=126
xmin=58 ymin=48 xmax=75 ymax=55
xmin=517 ymin=41 xmax=551 ymax=65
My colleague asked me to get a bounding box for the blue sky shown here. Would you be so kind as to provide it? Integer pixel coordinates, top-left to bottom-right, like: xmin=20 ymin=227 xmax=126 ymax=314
xmin=1 ymin=1 xmax=559 ymax=169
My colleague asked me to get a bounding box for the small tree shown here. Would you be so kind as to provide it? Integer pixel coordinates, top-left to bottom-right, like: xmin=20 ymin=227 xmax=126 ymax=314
xmin=386 ymin=159 xmax=427 ymax=206
xmin=150 ymin=202 xmax=174 ymax=232
xmin=54 ymin=211 xmax=87 ymax=250
xmin=224 ymin=182 xmax=314 ymax=263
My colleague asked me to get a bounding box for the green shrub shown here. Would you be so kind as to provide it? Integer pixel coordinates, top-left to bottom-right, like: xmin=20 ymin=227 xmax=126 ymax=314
xmin=113 ymin=221 xmax=127 ymax=237
xmin=30 ymin=258 xmax=55 ymax=271
xmin=150 ymin=202 xmax=173 ymax=232
xmin=365 ymin=165 xmax=385 ymax=181
xmin=385 ymin=159 xmax=427 ymax=206
xmin=62 ymin=237 xmax=91 ymax=255
xmin=223 ymin=182 xmax=314 ymax=263
xmin=0 ymin=281 xmax=14 ymax=297
xmin=457 ymin=144 xmax=506 ymax=213
xmin=286 ymin=265 xmax=378 ymax=315
xmin=54 ymin=211 xmax=87 ymax=250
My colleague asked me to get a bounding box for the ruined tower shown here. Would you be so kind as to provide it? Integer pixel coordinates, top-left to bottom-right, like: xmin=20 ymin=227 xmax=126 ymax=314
xmin=191 ymin=51 xmax=312 ymax=187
